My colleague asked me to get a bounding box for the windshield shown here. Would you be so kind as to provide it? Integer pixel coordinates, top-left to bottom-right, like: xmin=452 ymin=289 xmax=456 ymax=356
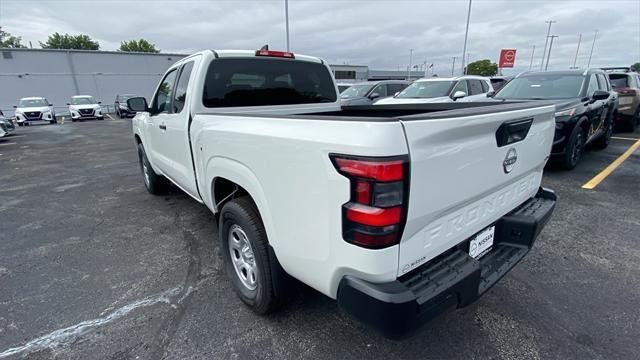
xmin=71 ymin=97 xmax=97 ymax=105
xmin=608 ymin=74 xmax=629 ymax=88
xmin=18 ymin=99 xmax=48 ymax=107
xmin=396 ymin=81 xmax=454 ymax=98
xmin=340 ymin=84 xmax=374 ymax=98
xmin=496 ymin=74 xmax=584 ymax=100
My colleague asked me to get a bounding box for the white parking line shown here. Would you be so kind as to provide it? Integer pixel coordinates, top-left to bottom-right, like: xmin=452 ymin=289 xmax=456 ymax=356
xmin=106 ymin=114 xmax=115 ymax=120
xmin=0 ymin=142 xmax=16 ymax=146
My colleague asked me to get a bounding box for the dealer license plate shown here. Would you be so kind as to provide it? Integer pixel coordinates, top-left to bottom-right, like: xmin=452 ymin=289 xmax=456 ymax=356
xmin=469 ymin=226 xmax=495 ymax=259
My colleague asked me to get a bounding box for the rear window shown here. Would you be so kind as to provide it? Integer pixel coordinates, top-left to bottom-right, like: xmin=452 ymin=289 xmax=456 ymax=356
xmin=202 ymin=58 xmax=337 ymax=108
xmin=608 ymin=74 xmax=629 ymax=88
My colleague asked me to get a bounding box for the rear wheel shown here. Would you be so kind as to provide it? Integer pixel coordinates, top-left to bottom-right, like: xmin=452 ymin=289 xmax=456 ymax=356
xmin=563 ymin=126 xmax=585 ymax=169
xmin=137 ymin=143 xmax=169 ymax=194
xmin=220 ymin=197 xmax=287 ymax=314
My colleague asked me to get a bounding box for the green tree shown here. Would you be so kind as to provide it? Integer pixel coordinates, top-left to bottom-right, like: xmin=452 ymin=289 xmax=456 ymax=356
xmin=631 ymin=62 xmax=640 ymax=72
xmin=40 ymin=32 xmax=99 ymax=50
xmin=465 ymin=59 xmax=499 ymax=77
xmin=118 ymin=39 xmax=160 ymax=53
xmin=0 ymin=27 xmax=27 ymax=48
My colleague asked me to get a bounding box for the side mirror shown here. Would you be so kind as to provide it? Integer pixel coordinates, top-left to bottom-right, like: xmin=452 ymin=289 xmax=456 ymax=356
xmin=369 ymin=92 xmax=380 ymax=100
xmin=98 ymin=101 xmax=102 ymax=104
xmin=486 ymin=90 xmax=495 ymax=98
xmin=127 ymin=97 xmax=149 ymax=112
xmin=13 ymin=105 xmax=17 ymax=108
xmin=66 ymin=103 xmax=71 ymax=106
xmin=452 ymin=91 xmax=467 ymax=101
xmin=394 ymin=92 xmax=400 ymax=97
xmin=49 ymin=103 xmax=53 ymax=106
xmin=592 ymin=90 xmax=609 ymax=101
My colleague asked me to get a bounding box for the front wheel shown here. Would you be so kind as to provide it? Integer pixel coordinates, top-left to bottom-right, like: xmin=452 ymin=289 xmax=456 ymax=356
xmin=137 ymin=143 xmax=169 ymax=194
xmin=563 ymin=127 xmax=585 ymax=170
xmin=592 ymin=119 xmax=612 ymax=150
xmin=220 ymin=197 xmax=287 ymax=314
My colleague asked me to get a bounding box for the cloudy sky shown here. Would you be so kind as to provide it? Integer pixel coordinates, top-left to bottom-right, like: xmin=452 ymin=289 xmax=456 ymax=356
xmin=1 ymin=0 xmax=639 ymax=76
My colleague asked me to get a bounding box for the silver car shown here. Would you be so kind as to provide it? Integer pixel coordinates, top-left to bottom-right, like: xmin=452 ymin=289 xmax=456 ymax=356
xmin=340 ymin=80 xmax=410 ymax=106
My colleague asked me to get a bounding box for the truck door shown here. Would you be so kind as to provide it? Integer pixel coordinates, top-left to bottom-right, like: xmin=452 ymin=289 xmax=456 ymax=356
xmin=584 ymin=74 xmax=604 ymax=137
xmin=157 ymin=57 xmax=201 ymax=199
xmin=147 ymin=68 xmax=179 ymax=175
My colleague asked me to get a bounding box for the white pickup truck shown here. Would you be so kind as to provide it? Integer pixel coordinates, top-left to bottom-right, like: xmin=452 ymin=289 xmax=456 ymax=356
xmin=129 ymin=49 xmax=557 ymax=338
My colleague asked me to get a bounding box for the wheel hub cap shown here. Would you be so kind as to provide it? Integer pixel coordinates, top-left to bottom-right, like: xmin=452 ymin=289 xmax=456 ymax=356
xmin=228 ymin=224 xmax=258 ymax=291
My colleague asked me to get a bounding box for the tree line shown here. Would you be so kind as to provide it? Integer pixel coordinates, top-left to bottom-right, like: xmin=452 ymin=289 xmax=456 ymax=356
xmin=0 ymin=28 xmax=160 ymax=53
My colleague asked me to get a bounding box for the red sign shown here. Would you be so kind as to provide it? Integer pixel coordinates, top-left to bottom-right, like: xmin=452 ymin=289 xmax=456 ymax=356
xmin=499 ymin=49 xmax=517 ymax=68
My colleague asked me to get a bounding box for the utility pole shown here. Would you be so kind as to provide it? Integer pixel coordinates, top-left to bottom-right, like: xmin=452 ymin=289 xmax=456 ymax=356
xmin=465 ymin=53 xmax=470 ymax=74
xmin=284 ymin=0 xmax=290 ymax=51
xmin=424 ymin=58 xmax=428 ymax=78
xmin=408 ymin=48 xmax=414 ymax=80
xmin=529 ymin=45 xmax=536 ymax=70
xmin=451 ymin=56 xmax=457 ymax=76
xmin=460 ymin=0 xmax=472 ymax=74
xmin=545 ymin=35 xmax=558 ymax=70
xmin=587 ymin=29 xmax=598 ymax=68
xmin=540 ymin=20 xmax=556 ymax=70
xmin=572 ymin=33 xmax=582 ymax=69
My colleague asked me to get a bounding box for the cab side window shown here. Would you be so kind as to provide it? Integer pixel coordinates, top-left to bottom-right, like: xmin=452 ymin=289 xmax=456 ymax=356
xmin=150 ymin=69 xmax=178 ymax=115
xmin=372 ymin=84 xmax=388 ymax=97
xmin=468 ymin=80 xmax=484 ymax=95
xmin=451 ymin=80 xmax=468 ymax=95
xmin=173 ymin=62 xmax=194 ymax=113
xmin=586 ymin=75 xmax=599 ymax=96
xmin=596 ymin=74 xmax=609 ymax=91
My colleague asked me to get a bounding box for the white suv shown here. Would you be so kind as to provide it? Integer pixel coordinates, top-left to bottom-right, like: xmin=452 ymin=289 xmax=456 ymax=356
xmin=14 ymin=97 xmax=57 ymax=126
xmin=68 ymin=95 xmax=104 ymax=121
xmin=375 ymin=75 xmax=493 ymax=105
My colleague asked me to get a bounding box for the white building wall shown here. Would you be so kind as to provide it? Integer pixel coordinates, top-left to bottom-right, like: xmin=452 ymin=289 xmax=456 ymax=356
xmin=0 ymin=48 xmax=186 ymax=113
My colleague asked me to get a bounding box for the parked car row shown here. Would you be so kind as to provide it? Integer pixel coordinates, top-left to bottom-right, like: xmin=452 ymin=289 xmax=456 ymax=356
xmin=339 ymin=67 xmax=639 ymax=169
xmin=5 ymin=93 xmax=140 ymax=127
xmin=0 ymin=109 xmax=15 ymax=138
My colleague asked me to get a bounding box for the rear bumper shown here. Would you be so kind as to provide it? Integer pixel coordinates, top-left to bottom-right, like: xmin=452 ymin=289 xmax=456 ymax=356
xmin=337 ymin=187 xmax=557 ymax=339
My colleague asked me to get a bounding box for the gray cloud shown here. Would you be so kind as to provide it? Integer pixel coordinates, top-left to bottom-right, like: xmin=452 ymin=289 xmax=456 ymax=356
xmin=1 ymin=0 xmax=638 ymax=76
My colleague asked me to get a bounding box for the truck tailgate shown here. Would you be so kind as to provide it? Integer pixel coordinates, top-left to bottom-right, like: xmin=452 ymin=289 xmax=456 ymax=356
xmin=397 ymin=104 xmax=555 ymax=276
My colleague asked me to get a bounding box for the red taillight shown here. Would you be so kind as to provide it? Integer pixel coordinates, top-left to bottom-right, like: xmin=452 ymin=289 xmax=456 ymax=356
xmin=346 ymin=205 xmax=401 ymax=227
xmin=255 ymin=50 xmax=295 ymax=59
xmin=614 ymin=87 xmax=637 ymax=96
xmin=331 ymin=154 xmax=409 ymax=249
xmin=334 ymin=158 xmax=403 ymax=181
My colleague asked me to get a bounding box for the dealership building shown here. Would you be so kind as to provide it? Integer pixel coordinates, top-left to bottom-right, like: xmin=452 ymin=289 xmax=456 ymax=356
xmin=0 ymin=48 xmax=419 ymax=113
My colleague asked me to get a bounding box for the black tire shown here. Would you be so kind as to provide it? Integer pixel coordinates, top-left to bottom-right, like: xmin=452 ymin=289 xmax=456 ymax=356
xmin=17 ymin=123 xmax=23 ymax=127
xmin=563 ymin=125 xmax=586 ymax=170
xmin=592 ymin=118 xmax=613 ymax=150
xmin=98 ymin=116 xmax=104 ymax=120
xmin=220 ymin=197 xmax=287 ymax=314
xmin=137 ymin=143 xmax=169 ymax=194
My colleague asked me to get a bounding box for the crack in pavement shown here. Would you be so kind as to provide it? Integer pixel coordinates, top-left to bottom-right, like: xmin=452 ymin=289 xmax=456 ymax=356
xmin=0 ymin=287 xmax=185 ymax=359
xmin=148 ymin=208 xmax=206 ymax=360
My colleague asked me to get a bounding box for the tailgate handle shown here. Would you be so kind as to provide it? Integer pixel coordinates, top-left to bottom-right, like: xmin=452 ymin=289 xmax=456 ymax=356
xmin=495 ymin=118 xmax=533 ymax=147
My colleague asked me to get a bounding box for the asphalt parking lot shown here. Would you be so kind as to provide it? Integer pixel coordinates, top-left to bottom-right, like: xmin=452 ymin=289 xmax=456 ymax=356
xmin=1 ymin=118 xmax=639 ymax=360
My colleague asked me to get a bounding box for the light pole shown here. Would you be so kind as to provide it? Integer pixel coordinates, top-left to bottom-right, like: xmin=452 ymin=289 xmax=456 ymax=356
xmin=424 ymin=58 xmax=428 ymax=78
xmin=572 ymin=33 xmax=582 ymax=69
xmin=529 ymin=45 xmax=536 ymax=70
xmin=408 ymin=49 xmax=414 ymax=80
xmin=587 ymin=30 xmax=598 ymax=68
xmin=545 ymin=35 xmax=558 ymax=71
xmin=451 ymin=56 xmax=457 ymax=76
xmin=284 ymin=0 xmax=290 ymax=51
xmin=460 ymin=0 xmax=472 ymax=74
xmin=540 ymin=20 xmax=556 ymax=70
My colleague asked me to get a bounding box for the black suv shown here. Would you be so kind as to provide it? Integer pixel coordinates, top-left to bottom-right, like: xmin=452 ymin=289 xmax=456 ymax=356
xmin=493 ymin=69 xmax=617 ymax=169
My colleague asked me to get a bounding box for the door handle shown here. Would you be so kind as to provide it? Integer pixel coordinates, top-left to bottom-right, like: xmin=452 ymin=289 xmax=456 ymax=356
xmin=159 ymin=124 xmax=166 ymax=130
xmin=495 ymin=118 xmax=533 ymax=147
